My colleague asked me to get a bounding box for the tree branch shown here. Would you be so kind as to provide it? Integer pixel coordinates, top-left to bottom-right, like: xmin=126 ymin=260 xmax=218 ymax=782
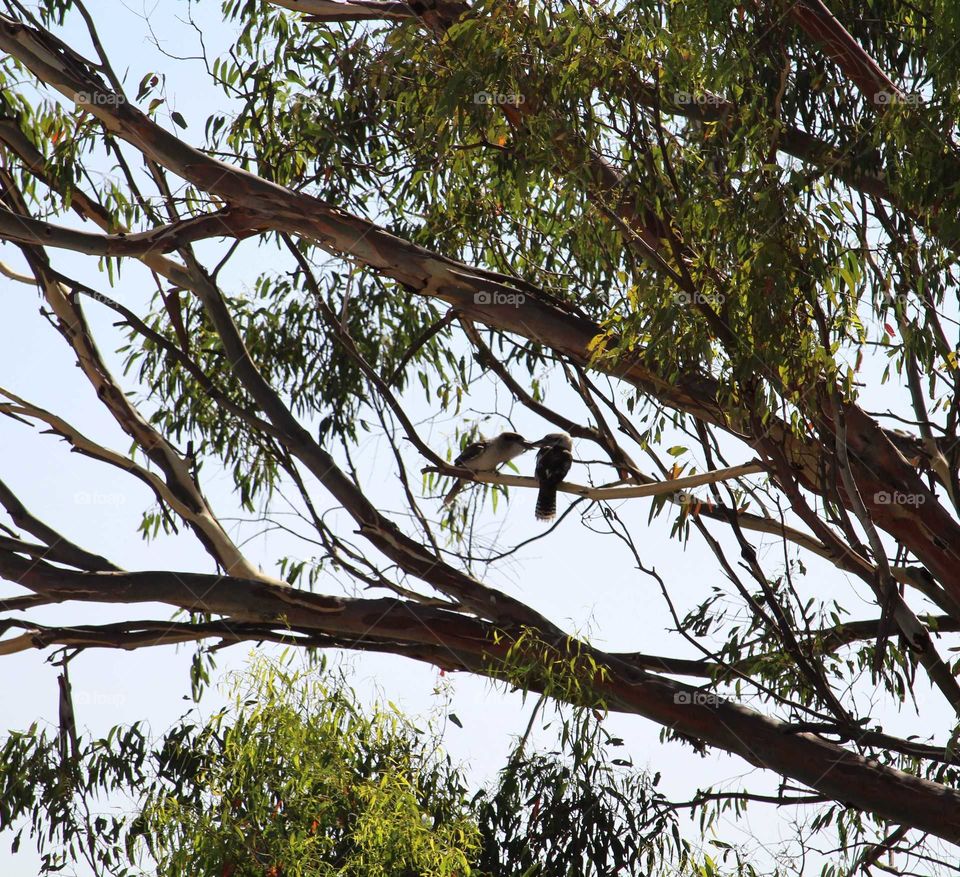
xmin=420 ymin=461 xmax=764 ymax=500
xmin=2 ymin=550 xmax=960 ymax=843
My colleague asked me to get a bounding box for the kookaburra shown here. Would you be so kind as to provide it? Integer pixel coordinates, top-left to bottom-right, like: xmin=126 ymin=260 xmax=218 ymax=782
xmin=443 ymin=431 xmax=533 ymax=505
xmin=533 ymin=432 xmax=573 ymax=520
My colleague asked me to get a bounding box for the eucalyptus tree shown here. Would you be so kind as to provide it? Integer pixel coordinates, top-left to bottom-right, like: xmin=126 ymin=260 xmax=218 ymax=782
xmin=2 ymin=659 xmax=482 ymax=876
xmin=1 ymin=0 xmax=960 ymax=871
xmin=2 ymin=658 xmax=677 ymax=876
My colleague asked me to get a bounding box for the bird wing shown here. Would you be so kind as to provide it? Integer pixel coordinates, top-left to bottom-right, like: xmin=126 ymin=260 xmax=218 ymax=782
xmin=454 ymin=440 xmax=488 ymax=468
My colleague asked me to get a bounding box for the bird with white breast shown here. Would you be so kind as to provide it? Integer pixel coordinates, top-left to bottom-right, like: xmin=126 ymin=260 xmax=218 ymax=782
xmin=443 ymin=431 xmax=534 ymax=505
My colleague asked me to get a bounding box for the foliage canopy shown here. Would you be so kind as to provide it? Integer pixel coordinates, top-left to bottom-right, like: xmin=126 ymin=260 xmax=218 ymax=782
xmin=1 ymin=0 xmax=960 ymax=871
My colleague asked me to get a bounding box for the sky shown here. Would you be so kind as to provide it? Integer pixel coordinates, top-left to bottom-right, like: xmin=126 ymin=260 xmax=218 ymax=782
xmin=0 ymin=1 xmax=955 ymax=874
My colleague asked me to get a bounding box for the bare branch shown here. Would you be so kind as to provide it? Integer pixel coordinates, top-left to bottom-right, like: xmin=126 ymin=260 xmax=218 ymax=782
xmin=0 ymin=477 xmax=118 ymax=572
xmin=421 ymin=460 xmax=764 ymax=499
xmin=0 ymin=203 xmax=263 ymax=256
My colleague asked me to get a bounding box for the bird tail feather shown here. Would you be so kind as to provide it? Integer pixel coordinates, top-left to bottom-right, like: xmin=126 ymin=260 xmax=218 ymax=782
xmin=535 ymin=487 xmax=556 ymax=521
xmin=443 ymin=479 xmax=464 ymax=506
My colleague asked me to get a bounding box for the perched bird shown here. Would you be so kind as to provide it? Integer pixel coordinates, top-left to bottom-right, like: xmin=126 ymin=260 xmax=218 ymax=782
xmin=443 ymin=431 xmax=533 ymax=505
xmin=533 ymin=432 xmax=573 ymax=521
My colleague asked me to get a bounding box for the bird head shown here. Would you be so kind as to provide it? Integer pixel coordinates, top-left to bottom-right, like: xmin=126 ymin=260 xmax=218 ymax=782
xmin=495 ymin=431 xmax=535 ymax=451
xmin=532 ymin=432 xmax=573 ymax=450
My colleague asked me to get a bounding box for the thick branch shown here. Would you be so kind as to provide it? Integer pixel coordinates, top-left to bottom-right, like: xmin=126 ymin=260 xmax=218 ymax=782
xmin=786 ymin=0 xmax=903 ymax=103
xmin=271 ymin=0 xmax=424 ymax=21
xmin=0 ymin=204 xmax=262 ymax=256
xmin=0 ymin=178 xmax=265 ymax=581
xmin=2 ymin=14 xmax=959 ymax=608
xmin=3 ymin=552 xmax=960 ymax=843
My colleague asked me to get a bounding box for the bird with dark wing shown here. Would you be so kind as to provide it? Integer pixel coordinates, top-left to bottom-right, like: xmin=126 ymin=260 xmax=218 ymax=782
xmin=443 ymin=431 xmax=533 ymax=505
xmin=533 ymin=432 xmax=573 ymax=521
